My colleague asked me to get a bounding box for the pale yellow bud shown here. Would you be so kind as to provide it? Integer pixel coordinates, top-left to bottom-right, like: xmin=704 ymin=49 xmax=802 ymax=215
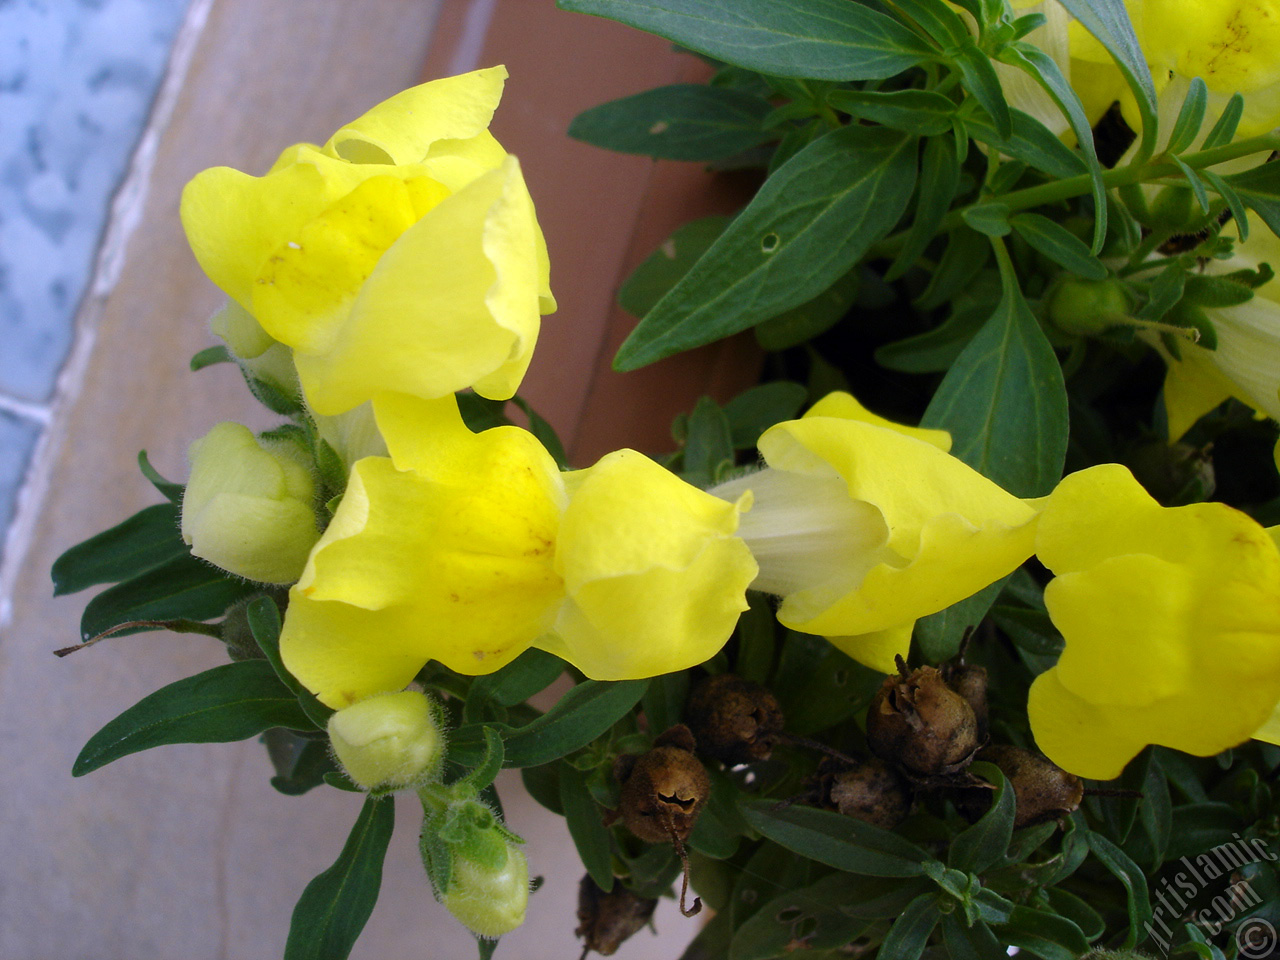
xmin=327 ymin=690 xmax=444 ymax=791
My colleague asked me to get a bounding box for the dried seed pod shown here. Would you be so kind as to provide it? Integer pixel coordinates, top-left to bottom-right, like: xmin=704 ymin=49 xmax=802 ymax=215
xmin=614 ymin=725 xmax=710 ymax=844
xmin=954 ymin=745 xmax=1083 ymax=828
xmin=613 ymin=724 xmax=709 ymax=917
xmin=575 ymin=875 xmax=657 ymax=958
xmin=824 ymin=758 xmax=913 ymax=830
xmin=684 ymin=673 xmax=785 ymax=765
xmin=866 ymin=660 xmax=979 ymax=779
xmin=945 ymin=663 xmax=989 ymax=743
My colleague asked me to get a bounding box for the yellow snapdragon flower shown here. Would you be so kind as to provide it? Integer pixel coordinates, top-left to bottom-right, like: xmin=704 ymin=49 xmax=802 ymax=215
xmin=1157 ymin=227 xmax=1280 ymax=439
xmin=181 ymin=67 xmax=555 ymax=416
xmin=710 ymin=393 xmax=1039 ymax=673
xmin=1028 ymin=463 xmax=1280 ymax=779
xmin=279 ymin=393 xmax=756 ymax=708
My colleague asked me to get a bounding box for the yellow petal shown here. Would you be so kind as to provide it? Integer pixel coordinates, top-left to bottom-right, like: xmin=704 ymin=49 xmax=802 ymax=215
xmin=547 ymin=449 xmax=756 ymax=678
xmin=295 ymin=157 xmax=550 ymax=415
xmin=1162 ymin=346 xmax=1236 ymax=441
xmin=324 ymin=66 xmax=508 ymax=165
xmin=803 ymin=391 xmax=952 ymax=451
xmin=825 ymin=622 xmax=915 ymax=675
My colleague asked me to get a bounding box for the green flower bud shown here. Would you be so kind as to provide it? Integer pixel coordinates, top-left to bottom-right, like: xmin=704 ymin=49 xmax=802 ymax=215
xmin=327 ymin=690 xmax=444 ymax=791
xmin=1046 ymin=278 xmax=1132 ymax=338
xmin=209 ymin=300 xmax=300 ymax=401
xmin=181 ymin=422 xmax=319 ymax=583
xmin=444 ymin=843 xmax=529 ymax=939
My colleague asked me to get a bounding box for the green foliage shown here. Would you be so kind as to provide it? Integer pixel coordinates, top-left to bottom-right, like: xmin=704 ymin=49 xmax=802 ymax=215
xmin=51 ymin=501 xmax=187 ymax=596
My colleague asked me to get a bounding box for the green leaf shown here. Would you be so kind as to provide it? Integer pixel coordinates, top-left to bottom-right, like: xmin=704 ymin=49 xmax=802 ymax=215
xmin=1086 ymin=830 xmax=1153 ymax=948
xmin=879 ymin=893 xmax=942 ymax=960
xmin=1201 ymin=168 xmax=1250 ymax=241
xmin=190 ymin=345 xmax=232 ymax=370
xmin=569 ymin=84 xmax=773 ymax=161
xmin=729 ymin=874 xmax=872 ymax=960
xmin=1001 ymin=42 xmax=1108 ymax=250
xmin=942 ymin=914 xmax=1008 ymax=960
xmin=962 ymin=202 xmax=1011 ymax=237
xmin=455 ymin=392 xmax=510 ymax=432
xmin=619 ymin=216 xmax=730 ymax=319
xmin=266 ymin=731 xmax=339 ymax=797
xmin=949 ymin=762 xmax=1015 ymax=873
xmin=963 ymin=109 xmax=1087 ymax=180
xmin=998 ymin=905 xmax=1090 ymax=960
xmin=1173 ymin=155 xmax=1211 ymax=215
xmin=886 ymin=134 xmax=960 ymax=281
xmin=557 ymin=0 xmax=938 ymax=81
xmin=1220 ymin=163 xmax=1280 ymax=237
xmin=723 ymin=381 xmax=808 ymax=448
xmin=559 ymin=764 xmax=615 ymax=892
xmin=738 ymin=798 xmax=930 ymax=877
xmin=284 ymin=796 xmax=394 ymax=960
xmin=915 ymin=227 xmax=993 ymax=310
xmin=828 ymin=88 xmax=956 ymax=136
xmin=499 ymin=680 xmax=649 ymax=768
xmin=921 ymin=242 xmax=1068 ymax=497
xmin=878 ymin=296 xmax=990 ymax=373
xmin=1053 ymin=0 xmax=1157 ymax=158
xmin=247 ymin=596 xmax=333 ymax=729
xmin=467 ymin=648 xmax=565 ymax=711
xmin=735 ymin=592 xmax=777 ymax=683
xmin=890 ymin=0 xmax=970 ymax=46
xmin=1011 ymin=212 xmax=1108 ymax=280
xmin=52 ymin=502 xmax=187 ymax=595
xmin=915 ymin=575 xmax=1009 ymax=662
xmin=952 ymin=39 xmax=1011 ymax=140
xmin=753 ymin=268 xmax=861 ymax=351
xmin=1167 ymin=77 xmax=1209 ymax=155
xmin=241 ymin=368 xmax=304 ymax=416
xmin=683 ymin=397 xmax=735 ymax=487
xmin=615 ymin=126 xmax=917 ymax=370
xmin=138 ymin=450 xmax=183 ymax=504
xmin=79 ymin=552 xmax=259 ymax=640
xmin=990 ymin=604 xmax=1063 ymax=659
xmin=1041 ymin=887 xmax=1105 ymax=943
xmin=74 ymin=659 xmax=314 ymax=776
xmin=1201 ymin=92 xmax=1244 ymax=150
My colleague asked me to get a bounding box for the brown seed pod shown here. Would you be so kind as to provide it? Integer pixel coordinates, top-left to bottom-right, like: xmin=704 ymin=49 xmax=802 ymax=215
xmin=574 ymin=875 xmax=657 ymax=958
xmin=614 ymin=724 xmax=710 ymax=844
xmin=866 ymin=660 xmax=979 ymax=779
xmin=944 ymin=663 xmax=989 ymax=743
xmin=612 ymin=724 xmax=709 ymax=918
xmin=954 ymin=745 xmax=1084 ymax=828
xmin=824 ymin=758 xmax=913 ymax=830
xmin=684 ymin=673 xmax=785 ymax=765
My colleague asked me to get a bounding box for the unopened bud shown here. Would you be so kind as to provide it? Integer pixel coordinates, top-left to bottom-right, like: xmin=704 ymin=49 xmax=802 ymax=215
xmin=327 ymin=690 xmax=444 ymax=791
xmin=181 ymin=422 xmax=319 ymax=583
xmin=444 ymin=843 xmax=529 ymax=939
xmin=209 ymin=300 xmax=300 ymax=401
xmin=1046 ymin=278 xmax=1131 ymax=338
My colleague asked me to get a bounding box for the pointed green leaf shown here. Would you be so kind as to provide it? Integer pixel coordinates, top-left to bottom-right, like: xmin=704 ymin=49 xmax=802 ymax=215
xmin=723 ymin=381 xmax=808 ymax=447
xmin=510 ymin=395 xmax=568 ymax=469
xmin=942 ymin=914 xmax=1008 ymax=960
xmin=890 ymin=0 xmax=970 ymax=46
xmin=284 ymin=796 xmax=395 ymax=960
xmin=1173 ymin=155 xmax=1211 ymax=214
xmin=138 ymin=450 xmax=183 ymax=504
xmin=1201 ymin=92 xmax=1244 ymax=150
xmin=738 ymin=798 xmax=930 ymax=877
xmin=615 ymin=125 xmax=917 ymax=370
xmin=1167 ymin=76 xmax=1209 ymax=154
xmin=79 ymin=552 xmax=258 ymax=640
xmin=570 ymin=84 xmax=772 ymax=161
xmin=1011 ymin=212 xmax=1108 ymax=280
xmin=559 ymin=764 xmax=615 ymax=892
xmin=915 ymin=575 xmax=1011 ymax=663
xmin=247 ymin=596 xmax=333 ymax=728
xmin=500 ymin=680 xmax=649 ymax=768
xmin=683 ymin=397 xmax=735 ymax=486
xmin=619 ymin=216 xmax=730 ymax=319
xmin=997 ymin=905 xmax=1090 ymax=960
xmin=962 ymin=202 xmax=1011 ymax=237
xmin=949 ymin=762 xmax=1015 ymax=873
xmin=886 ymin=134 xmax=960 ymax=280
xmin=828 ymin=88 xmax=957 ymax=136
xmin=952 ymin=39 xmax=1011 ymax=139
xmin=74 ymin=659 xmax=314 ymax=775
xmin=556 ymin=0 xmax=938 ymax=80
xmin=1201 ymin=168 xmax=1250 ymax=240
xmin=880 ymin=893 xmax=942 ymax=960
xmin=190 ymin=345 xmax=233 ymax=371
xmin=963 ymin=109 xmax=1086 ymax=180
xmin=52 ymin=502 xmax=187 ymax=595
xmin=1053 ymin=0 xmax=1157 ymax=157
xmin=753 ymin=267 xmax=862 ymax=351
xmin=1086 ymin=830 xmax=1153 ymax=948
xmin=922 ymin=242 xmax=1068 ymax=496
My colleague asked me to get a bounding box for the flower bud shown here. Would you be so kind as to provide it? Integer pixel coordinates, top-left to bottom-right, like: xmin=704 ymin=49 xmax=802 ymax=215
xmin=327 ymin=690 xmax=444 ymax=791
xmin=575 ymin=875 xmax=657 ymax=957
xmin=866 ymin=663 xmax=979 ymax=779
xmin=181 ymin=422 xmax=320 ymax=583
xmin=444 ymin=843 xmax=529 ymax=939
xmin=1045 ymin=277 xmax=1131 ymax=338
xmin=208 ymin=300 xmax=300 ymax=402
xmin=684 ymin=673 xmax=784 ymax=766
